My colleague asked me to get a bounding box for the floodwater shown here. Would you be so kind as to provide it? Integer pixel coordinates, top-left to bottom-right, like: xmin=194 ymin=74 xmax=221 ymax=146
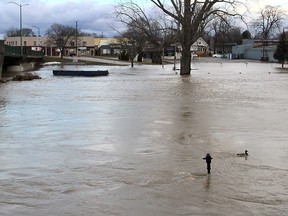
xmin=0 ymin=59 xmax=288 ymax=216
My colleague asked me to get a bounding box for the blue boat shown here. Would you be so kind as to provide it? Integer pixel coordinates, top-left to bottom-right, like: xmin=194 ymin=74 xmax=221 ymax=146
xmin=53 ymin=70 xmax=109 ymax=77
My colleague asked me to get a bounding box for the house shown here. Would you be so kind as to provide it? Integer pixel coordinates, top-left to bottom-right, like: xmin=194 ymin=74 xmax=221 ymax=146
xmin=232 ymin=39 xmax=278 ymax=62
xmin=190 ymin=37 xmax=209 ymax=54
xmin=142 ymin=37 xmax=210 ymax=62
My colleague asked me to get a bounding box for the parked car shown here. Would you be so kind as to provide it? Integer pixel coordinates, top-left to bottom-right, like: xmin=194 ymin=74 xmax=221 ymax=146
xmin=212 ymin=53 xmax=223 ymax=58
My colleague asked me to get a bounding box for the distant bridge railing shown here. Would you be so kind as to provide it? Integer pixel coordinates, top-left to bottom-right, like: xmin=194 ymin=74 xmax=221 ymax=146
xmin=4 ymin=45 xmax=44 ymax=58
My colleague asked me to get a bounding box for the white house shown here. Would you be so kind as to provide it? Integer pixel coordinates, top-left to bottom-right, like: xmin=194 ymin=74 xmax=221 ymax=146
xmin=190 ymin=37 xmax=209 ymax=53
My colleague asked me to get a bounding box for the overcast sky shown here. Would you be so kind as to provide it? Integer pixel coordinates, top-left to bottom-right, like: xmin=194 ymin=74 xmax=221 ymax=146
xmin=0 ymin=0 xmax=126 ymax=39
xmin=0 ymin=0 xmax=287 ymax=39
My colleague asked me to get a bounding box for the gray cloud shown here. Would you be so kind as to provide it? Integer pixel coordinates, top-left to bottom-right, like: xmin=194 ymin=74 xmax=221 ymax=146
xmin=0 ymin=0 xmax=125 ymax=38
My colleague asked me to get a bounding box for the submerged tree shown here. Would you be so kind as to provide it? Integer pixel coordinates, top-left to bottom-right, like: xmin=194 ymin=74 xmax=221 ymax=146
xmin=118 ymin=21 xmax=149 ymax=64
xmin=115 ymin=1 xmax=178 ymax=65
xmin=150 ymin=0 xmax=247 ymax=75
xmin=116 ymin=0 xmax=247 ymax=75
xmin=119 ymin=37 xmax=138 ymax=68
xmin=273 ymin=31 xmax=288 ymax=68
xmin=117 ymin=0 xmax=245 ymax=75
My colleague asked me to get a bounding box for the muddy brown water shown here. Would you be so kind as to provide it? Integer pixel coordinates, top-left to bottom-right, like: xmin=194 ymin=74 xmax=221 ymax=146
xmin=0 ymin=60 xmax=287 ymax=215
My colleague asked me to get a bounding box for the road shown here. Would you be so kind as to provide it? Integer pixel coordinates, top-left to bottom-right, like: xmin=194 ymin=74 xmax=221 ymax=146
xmin=71 ymin=56 xmax=130 ymax=65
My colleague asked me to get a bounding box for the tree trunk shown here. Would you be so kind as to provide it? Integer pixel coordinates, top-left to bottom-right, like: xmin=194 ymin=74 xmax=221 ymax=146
xmin=137 ymin=53 xmax=143 ymax=62
xmin=60 ymin=49 xmax=64 ymax=59
xmin=180 ymin=45 xmax=191 ymax=75
xmin=130 ymin=59 xmax=134 ymax=68
xmin=180 ymin=0 xmax=192 ymax=75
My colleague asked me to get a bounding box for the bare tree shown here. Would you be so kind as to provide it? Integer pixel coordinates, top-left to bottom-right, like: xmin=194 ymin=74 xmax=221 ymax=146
xmin=118 ymin=36 xmax=138 ymax=68
xmin=5 ymin=27 xmax=34 ymax=37
xmin=119 ymin=20 xmax=150 ymax=63
xmin=117 ymin=24 xmax=148 ymax=67
xmin=115 ymin=1 xmax=178 ymax=65
xmin=252 ymin=5 xmax=286 ymax=43
xmin=46 ymin=23 xmax=78 ymax=58
xmin=115 ymin=1 xmax=157 ymax=43
xmin=151 ymin=0 xmax=247 ymax=75
xmin=209 ymin=17 xmax=230 ymax=53
xmin=207 ymin=16 xmax=243 ymax=53
xmin=5 ymin=27 xmax=20 ymax=37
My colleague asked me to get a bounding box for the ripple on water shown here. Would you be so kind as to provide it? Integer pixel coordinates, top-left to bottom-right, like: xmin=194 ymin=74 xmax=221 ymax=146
xmin=1 ymin=63 xmax=288 ymax=216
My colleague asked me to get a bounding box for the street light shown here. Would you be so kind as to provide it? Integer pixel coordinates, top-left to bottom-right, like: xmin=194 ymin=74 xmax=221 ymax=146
xmin=75 ymin=21 xmax=78 ymax=56
xmin=32 ymin=25 xmax=40 ymax=46
xmin=8 ymin=2 xmax=29 ymax=56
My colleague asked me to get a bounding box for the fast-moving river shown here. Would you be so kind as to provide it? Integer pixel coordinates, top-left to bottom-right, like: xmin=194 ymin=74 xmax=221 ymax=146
xmin=0 ymin=60 xmax=287 ymax=216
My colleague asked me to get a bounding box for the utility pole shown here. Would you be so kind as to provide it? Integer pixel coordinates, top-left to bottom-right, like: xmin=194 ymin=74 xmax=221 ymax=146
xmin=9 ymin=2 xmax=29 ymax=56
xmin=76 ymin=21 xmax=78 ymax=56
xmin=32 ymin=25 xmax=40 ymax=46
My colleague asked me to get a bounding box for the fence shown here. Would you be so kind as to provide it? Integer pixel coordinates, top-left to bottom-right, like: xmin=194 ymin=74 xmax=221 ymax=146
xmin=4 ymin=45 xmax=44 ymax=57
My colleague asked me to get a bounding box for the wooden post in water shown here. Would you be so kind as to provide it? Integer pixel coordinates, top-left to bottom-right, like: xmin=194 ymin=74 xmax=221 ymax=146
xmin=0 ymin=40 xmax=5 ymax=78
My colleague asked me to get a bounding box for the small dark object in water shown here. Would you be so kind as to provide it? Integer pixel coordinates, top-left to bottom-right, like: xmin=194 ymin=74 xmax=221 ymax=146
xmin=203 ymin=153 xmax=213 ymax=174
xmin=237 ymin=150 xmax=248 ymax=157
xmin=53 ymin=70 xmax=109 ymax=77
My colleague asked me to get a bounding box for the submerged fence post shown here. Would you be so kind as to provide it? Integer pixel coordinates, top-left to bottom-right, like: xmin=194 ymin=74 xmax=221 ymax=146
xmin=0 ymin=40 xmax=5 ymax=78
